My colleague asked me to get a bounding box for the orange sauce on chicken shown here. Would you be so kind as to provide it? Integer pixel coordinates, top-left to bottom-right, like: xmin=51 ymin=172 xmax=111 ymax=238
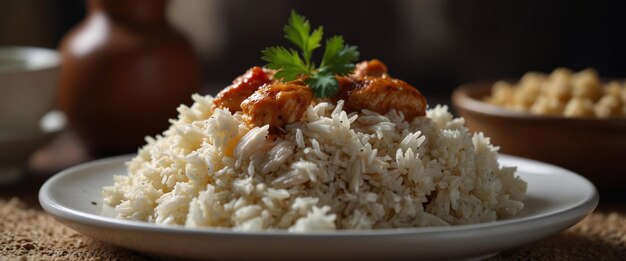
xmin=335 ymin=60 xmax=427 ymax=120
xmin=213 ymin=60 xmax=427 ymax=130
xmin=241 ymin=81 xmax=314 ymax=130
xmin=213 ymin=66 xmax=271 ymax=113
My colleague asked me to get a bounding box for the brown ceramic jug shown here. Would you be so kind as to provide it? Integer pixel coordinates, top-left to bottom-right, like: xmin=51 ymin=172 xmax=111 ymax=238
xmin=58 ymin=0 xmax=200 ymax=156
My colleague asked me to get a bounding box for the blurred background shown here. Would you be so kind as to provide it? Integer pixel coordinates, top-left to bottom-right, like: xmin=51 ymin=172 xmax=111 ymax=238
xmin=2 ymin=0 xmax=626 ymax=175
xmin=3 ymin=0 xmax=626 ymax=96
xmin=0 ymin=0 xmax=626 ymax=260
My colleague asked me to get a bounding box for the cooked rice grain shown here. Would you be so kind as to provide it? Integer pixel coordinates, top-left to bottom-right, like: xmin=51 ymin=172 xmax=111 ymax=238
xmin=103 ymin=94 xmax=527 ymax=231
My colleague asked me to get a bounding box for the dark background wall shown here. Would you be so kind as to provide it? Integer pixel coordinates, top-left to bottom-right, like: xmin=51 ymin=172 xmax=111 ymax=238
xmin=2 ymin=0 xmax=626 ymax=97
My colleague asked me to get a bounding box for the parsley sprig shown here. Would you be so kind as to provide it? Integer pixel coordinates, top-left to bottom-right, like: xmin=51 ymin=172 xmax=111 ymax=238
xmin=261 ymin=10 xmax=360 ymax=98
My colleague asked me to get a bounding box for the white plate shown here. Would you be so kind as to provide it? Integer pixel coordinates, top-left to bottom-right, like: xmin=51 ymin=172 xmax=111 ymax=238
xmin=39 ymin=154 xmax=598 ymax=261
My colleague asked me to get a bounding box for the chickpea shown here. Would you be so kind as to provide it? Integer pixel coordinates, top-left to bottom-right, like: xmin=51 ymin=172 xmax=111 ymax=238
xmin=530 ymin=96 xmax=565 ymax=115
xmin=595 ymin=95 xmax=621 ymax=118
xmin=485 ymin=68 xmax=626 ymax=118
xmin=563 ymin=97 xmax=595 ymax=118
xmin=621 ymin=83 xmax=626 ymax=104
xmin=519 ymin=72 xmax=545 ymax=98
xmin=488 ymin=81 xmax=514 ymax=106
xmin=545 ymin=68 xmax=573 ymax=102
xmin=571 ymin=68 xmax=602 ymax=101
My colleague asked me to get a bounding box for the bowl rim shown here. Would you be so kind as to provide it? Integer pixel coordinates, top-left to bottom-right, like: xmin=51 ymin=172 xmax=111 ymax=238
xmin=0 ymin=46 xmax=60 ymax=74
xmin=452 ymin=80 xmax=626 ymax=123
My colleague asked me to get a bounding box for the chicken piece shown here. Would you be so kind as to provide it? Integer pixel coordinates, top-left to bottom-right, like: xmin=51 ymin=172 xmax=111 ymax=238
xmin=241 ymin=81 xmax=314 ymax=130
xmin=353 ymin=59 xmax=388 ymax=78
xmin=336 ymin=60 xmax=427 ymax=120
xmin=342 ymin=77 xmax=427 ymax=120
xmin=214 ymin=67 xmax=272 ymax=112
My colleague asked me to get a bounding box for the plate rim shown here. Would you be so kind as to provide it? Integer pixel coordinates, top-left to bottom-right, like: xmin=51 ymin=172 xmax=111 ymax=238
xmin=39 ymin=154 xmax=599 ymax=238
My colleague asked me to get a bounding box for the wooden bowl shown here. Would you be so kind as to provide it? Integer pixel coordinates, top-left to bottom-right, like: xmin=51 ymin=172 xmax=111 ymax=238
xmin=452 ymin=82 xmax=626 ymax=194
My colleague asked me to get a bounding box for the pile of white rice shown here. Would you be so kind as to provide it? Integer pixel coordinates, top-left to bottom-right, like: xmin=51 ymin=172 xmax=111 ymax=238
xmin=103 ymin=94 xmax=527 ymax=231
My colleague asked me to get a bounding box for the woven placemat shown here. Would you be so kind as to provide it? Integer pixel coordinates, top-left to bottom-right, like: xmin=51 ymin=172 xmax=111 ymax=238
xmin=0 ymin=199 xmax=148 ymax=261
xmin=1 ymin=198 xmax=625 ymax=260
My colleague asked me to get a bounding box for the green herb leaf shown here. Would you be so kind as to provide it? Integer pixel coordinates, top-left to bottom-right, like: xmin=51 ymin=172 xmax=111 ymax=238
xmin=306 ymin=73 xmax=339 ymax=98
xmin=263 ymin=10 xmax=360 ymax=98
xmin=284 ymin=11 xmax=310 ymax=53
xmin=284 ymin=10 xmax=323 ymax=67
xmin=305 ymin=26 xmax=323 ymax=66
xmin=261 ymin=46 xmax=309 ymax=81
xmin=320 ymin=36 xmax=360 ymax=75
xmin=321 ymin=36 xmax=344 ymax=67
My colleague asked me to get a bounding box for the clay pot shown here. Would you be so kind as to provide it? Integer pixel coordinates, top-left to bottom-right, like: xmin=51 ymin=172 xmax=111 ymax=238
xmin=58 ymin=0 xmax=200 ymax=156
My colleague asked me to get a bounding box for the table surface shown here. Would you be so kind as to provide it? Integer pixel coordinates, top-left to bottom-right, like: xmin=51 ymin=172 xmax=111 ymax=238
xmin=1 ymin=130 xmax=626 ymax=260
